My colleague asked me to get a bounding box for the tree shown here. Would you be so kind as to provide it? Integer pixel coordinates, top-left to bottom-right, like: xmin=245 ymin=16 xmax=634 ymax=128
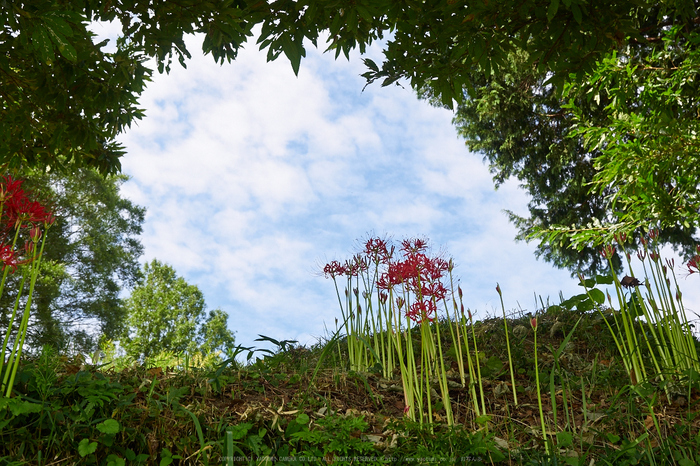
xmin=546 ymin=25 xmax=700 ymax=251
xmin=121 ymin=259 xmax=235 ymax=360
xmin=440 ymin=46 xmax=699 ymax=275
xmin=0 ymin=168 xmax=144 ymax=354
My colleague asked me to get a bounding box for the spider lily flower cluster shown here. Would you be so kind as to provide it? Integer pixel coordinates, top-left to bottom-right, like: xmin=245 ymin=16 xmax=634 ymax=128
xmin=0 ymin=175 xmax=54 ymax=398
xmin=324 ymin=236 xmax=486 ymax=426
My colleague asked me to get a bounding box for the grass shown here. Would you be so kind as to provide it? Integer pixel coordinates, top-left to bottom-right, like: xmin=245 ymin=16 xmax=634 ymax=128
xmin=1 ymin=302 xmax=699 ymax=465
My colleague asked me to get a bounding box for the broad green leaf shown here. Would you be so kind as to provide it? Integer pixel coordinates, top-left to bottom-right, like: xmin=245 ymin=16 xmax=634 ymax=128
xmin=228 ymin=422 xmax=253 ymax=440
xmin=106 ymin=454 xmax=126 ymax=466
xmin=363 ymin=58 xmax=379 ymax=72
xmin=547 ymin=0 xmax=560 ymax=22
xmin=594 ymin=274 xmax=614 ymax=285
xmin=588 ymin=288 xmax=605 ymax=304
xmin=78 ymin=438 xmax=98 ymax=457
xmin=0 ymin=398 xmax=42 ymax=416
xmin=32 ymin=26 xmax=55 ymax=65
xmin=96 ymin=418 xmax=120 ymax=434
xmin=556 ymin=431 xmax=573 ymax=447
xmin=571 ymin=3 xmax=582 ymax=24
xmin=280 ymin=35 xmax=302 ymax=76
xmin=43 ymin=15 xmax=73 ymax=37
xmin=47 ymin=28 xmax=78 ymax=63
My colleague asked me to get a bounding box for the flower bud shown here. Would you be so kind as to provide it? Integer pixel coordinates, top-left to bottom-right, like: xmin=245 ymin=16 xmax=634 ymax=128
xmin=30 ymin=226 xmax=42 ymax=242
xmin=530 ymin=317 xmax=538 ymax=331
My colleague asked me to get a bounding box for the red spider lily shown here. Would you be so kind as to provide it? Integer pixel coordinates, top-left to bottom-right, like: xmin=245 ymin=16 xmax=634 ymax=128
xmin=400 ymin=238 xmax=428 ymax=254
xmin=364 ymin=237 xmax=392 ymax=263
xmin=424 ymin=257 xmax=449 ymax=281
xmin=407 ymin=300 xmax=437 ymax=324
xmin=615 ymin=232 xmax=627 ymax=245
xmin=344 ymin=255 xmax=368 ymax=277
xmin=530 ymin=317 xmax=538 ymax=331
xmin=458 ymin=285 xmax=463 ymax=299
xmin=378 ymin=260 xmax=416 ymax=290
xmin=649 ymin=252 xmax=660 ymax=262
xmin=395 ymin=297 xmax=405 ymax=309
xmin=323 ymin=260 xmax=346 ymax=278
xmin=648 ymin=228 xmax=659 ymax=240
xmin=6 ymin=196 xmax=50 ymax=228
xmin=600 ymin=245 xmax=616 ymax=259
xmin=0 ymin=176 xmax=24 ymax=203
xmin=421 ymin=281 xmax=448 ymax=301
xmin=637 ymin=250 xmax=647 ymax=261
xmin=0 ymin=244 xmax=18 ymax=273
xmin=687 ymin=256 xmax=700 ymax=275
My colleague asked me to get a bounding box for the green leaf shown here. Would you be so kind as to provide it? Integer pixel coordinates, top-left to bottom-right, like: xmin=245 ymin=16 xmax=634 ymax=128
xmin=106 ymin=454 xmax=126 ymax=466
xmin=594 ymin=274 xmax=614 ymax=285
xmin=556 ymin=431 xmax=573 ymax=447
xmin=280 ymin=35 xmax=302 ymax=76
xmin=571 ymin=3 xmax=582 ymax=24
xmin=547 ymin=0 xmax=560 ymax=22
xmin=363 ymin=58 xmax=379 ymax=73
xmin=43 ymin=15 xmax=73 ymax=38
xmin=32 ymin=26 xmax=55 ymax=65
xmin=588 ymin=288 xmax=605 ymax=304
xmin=228 ymin=422 xmax=253 ymax=440
xmin=0 ymin=398 xmax=42 ymax=416
xmin=78 ymin=438 xmax=98 ymax=457
xmin=47 ymin=27 xmax=78 ymax=63
xmin=96 ymin=418 xmax=120 ymax=434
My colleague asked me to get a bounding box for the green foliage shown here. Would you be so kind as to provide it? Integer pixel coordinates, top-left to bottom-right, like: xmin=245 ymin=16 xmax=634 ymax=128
xmin=1 ymin=316 xmax=699 ymax=465
xmin=5 ymin=0 xmax=698 ymax=178
xmin=387 ymin=419 xmax=506 ymax=465
xmin=121 ymin=259 xmax=236 ymax=361
xmin=545 ymin=25 xmax=700 ymax=249
xmin=0 ymin=168 xmax=145 ymax=354
xmin=0 ymin=2 xmax=151 ymax=174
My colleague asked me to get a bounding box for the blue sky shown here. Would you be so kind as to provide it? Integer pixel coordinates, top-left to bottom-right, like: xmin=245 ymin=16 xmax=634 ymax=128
xmin=90 ymin=25 xmax=700 ymax=352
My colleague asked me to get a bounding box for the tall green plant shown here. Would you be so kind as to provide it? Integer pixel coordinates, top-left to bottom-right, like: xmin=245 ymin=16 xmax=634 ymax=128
xmin=584 ymin=231 xmax=700 ymax=392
